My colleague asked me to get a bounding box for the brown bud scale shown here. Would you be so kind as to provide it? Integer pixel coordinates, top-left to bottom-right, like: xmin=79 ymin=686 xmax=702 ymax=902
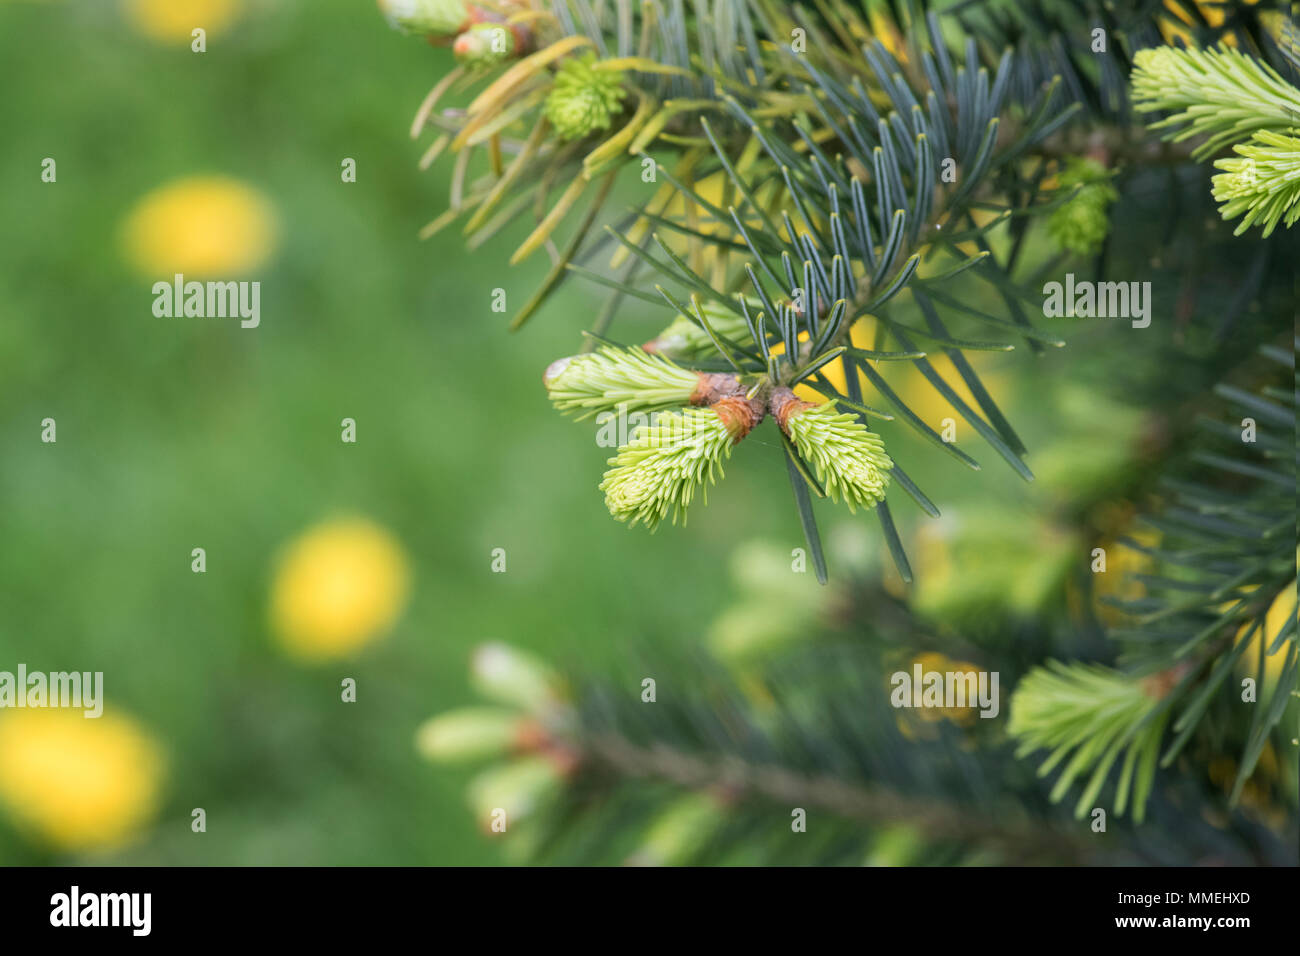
xmin=712 ymin=395 xmax=766 ymax=441
xmin=690 ymin=372 xmax=747 ymax=406
xmin=769 ymin=386 xmax=815 ymax=432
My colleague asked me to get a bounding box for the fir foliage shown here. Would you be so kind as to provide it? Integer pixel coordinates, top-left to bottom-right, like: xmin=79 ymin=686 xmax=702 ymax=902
xmin=384 ymin=3 xmax=1300 ymax=864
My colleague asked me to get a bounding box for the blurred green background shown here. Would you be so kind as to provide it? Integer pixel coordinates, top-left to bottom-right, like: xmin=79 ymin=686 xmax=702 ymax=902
xmin=1 ymin=0 xmax=837 ymax=865
xmin=0 ymin=0 xmax=1287 ymax=865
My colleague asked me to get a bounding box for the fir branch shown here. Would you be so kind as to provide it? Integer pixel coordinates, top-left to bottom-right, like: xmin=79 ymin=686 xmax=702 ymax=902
xmin=1009 ymin=662 xmax=1171 ymax=823
xmin=1212 ymin=128 xmax=1300 ymax=236
xmin=1131 ymin=42 xmax=1300 ymax=159
xmin=578 ymin=729 xmax=1090 ymax=860
xmin=1013 ymin=341 xmax=1299 ymax=822
xmin=599 ymin=399 xmax=763 ymax=530
xmin=543 ymin=345 xmax=706 ymax=418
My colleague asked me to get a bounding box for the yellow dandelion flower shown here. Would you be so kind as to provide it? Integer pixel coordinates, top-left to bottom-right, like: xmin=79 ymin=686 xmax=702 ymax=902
xmin=270 ymin=518 xmax=411 ymax=661
xmin=123 ymin=0 xmax=244 ymax=44
xmin=0 ymin=708 xmax=164 ymax=852
xmin=120 ymin=175 xmax=277 ymax=278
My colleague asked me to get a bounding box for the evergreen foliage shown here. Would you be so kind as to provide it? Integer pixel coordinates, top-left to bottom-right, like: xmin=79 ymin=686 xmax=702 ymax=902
xmin=382 ymin=1 xmax=1299 ymax=865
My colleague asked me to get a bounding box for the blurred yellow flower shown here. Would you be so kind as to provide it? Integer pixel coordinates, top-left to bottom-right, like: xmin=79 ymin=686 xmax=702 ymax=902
xmin=913 ymin=652 xmax=981 ymax=726
xmin=786 ymin=320 xmax=875 ymax=403
xmin=880 ymin=350 xmax=1011 ymax=435
xmin=1157 ymin=0 xmax=1253 ymax=48
xmin=1091 ymin=523 xmax=1159 ymax=626
xmin=270 ymin=518 xmax=411 ymax=661
xmin=123 ymin=0 xmax=244 ymax=44
xmin=785 ymin=317 xmax=1012 ymax=428
xmin=0 ymin=709 xmax=164 ymax=851
xmin=867 ymin=4 xmax=908 ymax=61
xmin=121 ymin=175 xmax=277 ymax=278
xmin=1234 ymin=575 xmax=1297 ymax=687
xmin=892 ymin=651 xmax=984 ymax=741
